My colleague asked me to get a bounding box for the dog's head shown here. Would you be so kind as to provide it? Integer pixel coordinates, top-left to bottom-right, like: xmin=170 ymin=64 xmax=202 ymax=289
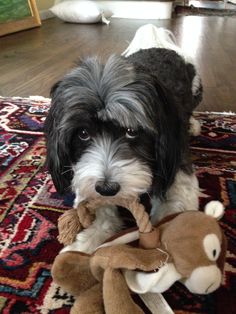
xmin=44 ymin=55 xmax=185 ymax=204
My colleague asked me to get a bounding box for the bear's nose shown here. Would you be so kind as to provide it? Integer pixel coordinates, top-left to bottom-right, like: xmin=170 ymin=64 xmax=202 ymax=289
xmin=184 ymin=265 xmax=221 ymax=294
xmin=95 ymin=180 xmax=120 ymax=196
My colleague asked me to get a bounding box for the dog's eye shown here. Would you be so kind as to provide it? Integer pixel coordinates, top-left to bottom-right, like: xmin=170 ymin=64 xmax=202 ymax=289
xmin=126 ymin=128 xmax=138 ymax=139
xmin=78 ymin=129 xmax=90 ymax=141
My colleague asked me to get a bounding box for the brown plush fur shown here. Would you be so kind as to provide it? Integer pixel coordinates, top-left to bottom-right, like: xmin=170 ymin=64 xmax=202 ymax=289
xmin=52 ymin=252 xmax=97 ymax=296
xmin=90 ymin=244 xmax=168 ymax=282
xmin=52 ymin=210 xmax=226 ymax=314
xmin=103 ymin=268 xmax=143 ymax=314
xmin=159 ymin=211 xmax=224 ymax=277
xmin=71 ymin=283 xmax=103 ymax=314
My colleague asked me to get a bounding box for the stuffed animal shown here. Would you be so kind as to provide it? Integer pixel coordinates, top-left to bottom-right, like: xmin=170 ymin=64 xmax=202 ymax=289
xmin=51 ymin=201 xmax=227 ymax=314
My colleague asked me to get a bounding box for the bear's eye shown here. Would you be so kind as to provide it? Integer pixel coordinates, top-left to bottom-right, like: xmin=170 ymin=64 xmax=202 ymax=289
xmin=203 ymin=234 xmax=221 ymax=261
xmin=78 ymin=129 xmax=90 ymax=141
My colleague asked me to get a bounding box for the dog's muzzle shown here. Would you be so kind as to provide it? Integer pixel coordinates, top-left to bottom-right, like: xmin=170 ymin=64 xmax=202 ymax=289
xmin=95 ymin=180 xmax=121 ymax=196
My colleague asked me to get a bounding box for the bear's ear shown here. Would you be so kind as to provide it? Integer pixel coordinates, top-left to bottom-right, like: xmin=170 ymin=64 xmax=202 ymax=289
xmin=204 ymin=201 xmax=225 ymax=220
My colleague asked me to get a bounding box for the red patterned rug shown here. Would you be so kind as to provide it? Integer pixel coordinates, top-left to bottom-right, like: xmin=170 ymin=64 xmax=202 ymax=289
xmin=0 ymin=96 xmax=235 ymax=314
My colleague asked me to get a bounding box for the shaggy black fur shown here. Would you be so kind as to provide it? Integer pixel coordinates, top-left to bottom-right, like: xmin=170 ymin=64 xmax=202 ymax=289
xmin=44 ymin=48 xmax=202 ymax=201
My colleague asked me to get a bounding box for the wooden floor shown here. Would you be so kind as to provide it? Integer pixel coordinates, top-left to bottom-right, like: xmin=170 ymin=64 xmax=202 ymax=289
xmin=1 ymin=16 xmax=236 ymax=112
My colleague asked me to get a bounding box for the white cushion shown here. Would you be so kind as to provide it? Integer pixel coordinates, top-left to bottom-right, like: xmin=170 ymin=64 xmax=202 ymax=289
xmin=50 ymin=1 xmax=109 ymax=24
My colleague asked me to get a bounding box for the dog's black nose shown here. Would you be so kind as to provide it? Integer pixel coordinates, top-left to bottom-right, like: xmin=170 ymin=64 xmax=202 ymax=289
xmin=95 ymin=180 xmax=120 ymax=196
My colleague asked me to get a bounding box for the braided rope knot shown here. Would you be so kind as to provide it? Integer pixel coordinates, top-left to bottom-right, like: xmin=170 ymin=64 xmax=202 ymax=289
xmin=77 ymin=201 xmax=95 ymax=228
xmin=58 ymin=196 xmax=154 ymax=246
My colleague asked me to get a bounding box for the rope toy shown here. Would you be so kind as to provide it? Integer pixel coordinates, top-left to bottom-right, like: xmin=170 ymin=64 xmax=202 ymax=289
xmin=57 ymin=197 xmax=159 ymax=249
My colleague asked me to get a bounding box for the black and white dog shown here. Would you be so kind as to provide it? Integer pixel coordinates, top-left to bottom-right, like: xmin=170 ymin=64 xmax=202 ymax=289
xmin=45 ymin=25 xmax=202 ymax=253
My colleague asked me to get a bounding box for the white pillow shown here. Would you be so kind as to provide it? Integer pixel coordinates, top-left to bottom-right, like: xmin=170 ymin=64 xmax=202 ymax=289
xmin=50 ymin=1 xmax=110 ymax=24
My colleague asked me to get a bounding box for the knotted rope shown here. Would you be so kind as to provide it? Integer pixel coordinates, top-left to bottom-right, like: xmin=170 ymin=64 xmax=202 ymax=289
xmin=58 ymin=197 xmax=156 ymax=247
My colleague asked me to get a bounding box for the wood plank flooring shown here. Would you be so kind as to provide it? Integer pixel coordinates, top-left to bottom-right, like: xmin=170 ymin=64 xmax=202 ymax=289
xmin=0 ymin=16 xmax=236 ymax=112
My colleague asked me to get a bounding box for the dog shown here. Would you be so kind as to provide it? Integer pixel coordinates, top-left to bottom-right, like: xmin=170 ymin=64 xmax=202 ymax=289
xmin=45 ymin=25 xmax=202 ymax=253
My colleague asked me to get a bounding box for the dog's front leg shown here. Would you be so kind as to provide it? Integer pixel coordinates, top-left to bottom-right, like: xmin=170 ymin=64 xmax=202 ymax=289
xmin=150 ymin=170 xmax=200 ymax=223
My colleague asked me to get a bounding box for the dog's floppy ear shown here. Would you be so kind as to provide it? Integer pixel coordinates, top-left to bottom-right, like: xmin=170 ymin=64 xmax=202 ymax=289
xmin=153 ymin=81 xmax=188 ymax=197
xmin=44 ymin=81 xmax=73 ymax=194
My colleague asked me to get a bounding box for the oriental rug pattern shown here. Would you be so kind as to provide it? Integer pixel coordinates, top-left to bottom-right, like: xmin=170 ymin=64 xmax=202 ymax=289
xmin=0 ymin=96 xmax=235 ymax=314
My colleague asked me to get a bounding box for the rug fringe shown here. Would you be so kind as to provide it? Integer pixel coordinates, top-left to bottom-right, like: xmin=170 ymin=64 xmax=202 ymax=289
xmin=195 ymin=110 xmax=236 ymax=115
xmin=0 ymin=95 xmax=51 ymax=102
xmin=29 ymin=96 xmax=51 ymax=101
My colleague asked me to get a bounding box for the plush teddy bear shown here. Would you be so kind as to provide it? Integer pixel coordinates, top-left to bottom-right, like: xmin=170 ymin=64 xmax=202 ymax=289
xmin=51 ymin=201 xmax=227 ymax=314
